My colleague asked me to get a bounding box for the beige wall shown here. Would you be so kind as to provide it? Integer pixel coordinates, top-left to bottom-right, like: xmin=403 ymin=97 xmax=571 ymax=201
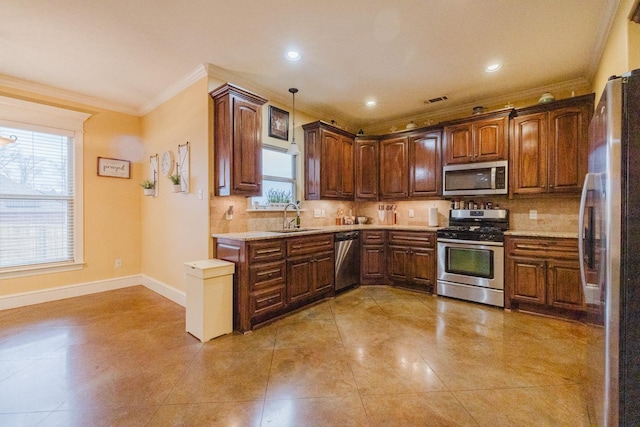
xmin=0 ymin=87 xmax=143 ymax=297
xmin=592 ymin=0 xmax=640 ymax=98
xmin=140 ymin=76 xmax=211 ymax=292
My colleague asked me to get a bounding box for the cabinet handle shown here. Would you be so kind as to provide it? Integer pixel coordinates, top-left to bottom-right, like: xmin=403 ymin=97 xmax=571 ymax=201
xmin=257 ymin=269 xmax=280 ymax=277
xmin=256 ymin=247 xmax=282 ymax=255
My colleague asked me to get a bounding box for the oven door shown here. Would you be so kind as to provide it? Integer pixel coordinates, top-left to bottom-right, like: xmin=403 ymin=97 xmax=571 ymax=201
xmin=437 ymin=239 xmax=504 ymax=289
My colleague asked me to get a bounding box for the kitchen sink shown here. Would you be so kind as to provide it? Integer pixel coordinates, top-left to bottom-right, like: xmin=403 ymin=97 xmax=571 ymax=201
xmin=268 ymin=228 xmax=318 ymax=233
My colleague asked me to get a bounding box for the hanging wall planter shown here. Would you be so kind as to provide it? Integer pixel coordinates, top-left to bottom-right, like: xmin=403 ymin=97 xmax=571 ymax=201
xmin=141 ymin=179 xmax=155 ymax=196
xmin=168 ymin=172 xmax=182 ymax=193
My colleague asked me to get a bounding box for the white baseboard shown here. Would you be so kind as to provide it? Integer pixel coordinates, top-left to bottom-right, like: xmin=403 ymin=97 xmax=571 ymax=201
xmin=140 ymin=274 xmax=186 ymax=307
xmin=0 ymin=274 xmax=186 ymax=311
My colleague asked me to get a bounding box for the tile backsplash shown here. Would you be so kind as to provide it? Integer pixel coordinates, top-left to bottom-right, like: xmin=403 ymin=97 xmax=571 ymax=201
xmin=210 ymin=195 xmax=580 ymax=235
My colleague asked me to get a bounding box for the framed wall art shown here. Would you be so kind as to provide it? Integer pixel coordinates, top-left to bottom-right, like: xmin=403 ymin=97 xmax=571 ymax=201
xmin=97 ymin=157 xmax=130 ymax=178
xmin=268 ymin=106 xmax=289 ymax=140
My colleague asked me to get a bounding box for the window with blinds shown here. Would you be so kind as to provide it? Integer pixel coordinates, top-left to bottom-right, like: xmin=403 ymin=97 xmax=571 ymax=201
xmin=0 ymin=125 xmax=76 ymax=270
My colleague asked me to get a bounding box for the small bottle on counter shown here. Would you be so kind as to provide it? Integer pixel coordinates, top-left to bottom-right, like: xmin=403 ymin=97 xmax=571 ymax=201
xmin=454 ymin=199 xmax=460 ymax=209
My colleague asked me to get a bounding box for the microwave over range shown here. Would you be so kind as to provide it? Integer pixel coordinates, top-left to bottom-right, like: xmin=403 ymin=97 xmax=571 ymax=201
xmin=442 ymin=160 xmax=508 ymax=196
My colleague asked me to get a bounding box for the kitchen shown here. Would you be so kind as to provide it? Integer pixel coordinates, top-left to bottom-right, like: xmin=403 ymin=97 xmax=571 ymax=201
xmin=0 ymin=1 xmax=639 ymax=425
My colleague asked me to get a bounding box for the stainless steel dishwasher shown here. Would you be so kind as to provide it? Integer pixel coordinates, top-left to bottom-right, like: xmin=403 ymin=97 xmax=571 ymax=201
xmin=334 ymin=231 xmax=360 ymax=291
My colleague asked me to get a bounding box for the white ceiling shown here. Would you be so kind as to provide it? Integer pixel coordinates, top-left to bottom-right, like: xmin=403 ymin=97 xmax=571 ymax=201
xmin=2 ymin=0 xmax=616 ymax=131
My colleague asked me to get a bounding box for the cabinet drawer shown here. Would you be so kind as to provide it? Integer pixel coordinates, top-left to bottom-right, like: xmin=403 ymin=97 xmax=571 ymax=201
xmin=362 ymin=230 xmax=386 ymax=244
xmin=287 ymin=234 xmax=334 ymax=256
xmin=388 ymin=231 xmax=435 ymax=247
xmin=507 ymin=237 xmax=578 ymax=259
xmin=249 ymin=260 xmax=286 ymax=291
xmin=248 ymin=239 xmax=286 ymax=263
xmin=250 ymin=287 xmax=285 ymax=317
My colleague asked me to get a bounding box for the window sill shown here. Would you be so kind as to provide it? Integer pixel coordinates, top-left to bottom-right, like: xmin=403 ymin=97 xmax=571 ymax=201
xmin=0 ymin=262 xmax=85 ymax=279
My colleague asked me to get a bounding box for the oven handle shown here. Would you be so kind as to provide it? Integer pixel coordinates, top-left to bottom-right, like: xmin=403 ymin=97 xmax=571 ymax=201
xmin=437 ymin=238 xmax=504 ymax=247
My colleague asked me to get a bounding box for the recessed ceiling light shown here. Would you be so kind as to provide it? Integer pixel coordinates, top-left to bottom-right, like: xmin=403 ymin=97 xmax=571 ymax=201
xmin=366 ymin=100 xmax=377 ymax=107
xmin=485 ymin=63 xmax=502 ymax=73
xmin=286 ymin=51 xmax=301 ymax=61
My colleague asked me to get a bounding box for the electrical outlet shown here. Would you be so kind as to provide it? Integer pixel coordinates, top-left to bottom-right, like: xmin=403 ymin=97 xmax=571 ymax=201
xmin=529 ymin=210 xmax=538 ymax=220
xmin=115 ymin=259 xmax=122 ymax=268
xmin=314 ymin=209 xmax=321 ymax=218
xmin=408 ymin=209 xmax=415 ymax=218
xmin=321 ymin=209 xmax=326 ymax=218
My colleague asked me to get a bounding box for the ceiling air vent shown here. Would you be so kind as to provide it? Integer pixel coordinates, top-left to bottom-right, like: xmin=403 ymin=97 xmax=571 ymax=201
xmin=425 ymin=96 xmax=449 ymax=104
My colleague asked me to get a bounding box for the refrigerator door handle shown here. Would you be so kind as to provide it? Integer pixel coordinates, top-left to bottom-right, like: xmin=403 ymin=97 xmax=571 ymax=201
xmin=578 ymin=173 xmax=596 ymax=292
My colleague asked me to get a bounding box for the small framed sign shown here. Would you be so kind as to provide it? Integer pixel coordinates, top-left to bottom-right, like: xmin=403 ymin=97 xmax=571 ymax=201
xmin=268 ymin=105 xmax=289 ymax=140
xmin=97 ymin=157 xmax=131 ymax=178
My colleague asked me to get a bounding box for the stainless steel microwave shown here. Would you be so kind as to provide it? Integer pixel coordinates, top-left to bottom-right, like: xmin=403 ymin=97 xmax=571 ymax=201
xmin=442 ymin=160 xmax=508 ymax=196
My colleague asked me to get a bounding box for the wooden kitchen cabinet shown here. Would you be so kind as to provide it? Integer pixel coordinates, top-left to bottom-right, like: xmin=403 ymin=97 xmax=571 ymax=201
xmin=505 ymin=236 xmax=586 ymax=319
xmin=380 ymin=136 xmax=409 ymax=199
xmin=303 ymin=121 xmax=355 ymax=200
xmin=286 ymin=234 xmax=335 ymax=307
xmin=510 ymin=94 xmax=594 ymax=195
xmin=387 ymin=231 xmax=436 ymax=293
xmin=210 ymin=83 xmax=267 ymax=197
xmin=355 ymin=137 xmax=380 ymax=200
xmin=443 ymin=111 xmax=510 ymax=165
xmin=215 ymin=233 xmax=335 ymax=332
xmin=409 ymin=131 xmax=442 ymax=197
xmin=360 ymin=230 xmax=387 ymax=284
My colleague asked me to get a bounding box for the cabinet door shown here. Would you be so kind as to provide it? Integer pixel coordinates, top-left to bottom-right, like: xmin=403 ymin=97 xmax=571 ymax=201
xmin=361 ymin=245 xmax=386 ymax=283
xmin=340 ymin=136 xmax=355 ymax=198
xmin=287 ymin=257 xmax=313 ymax=304
xmin=387 ymin=246 xmax=410 ymax=283
xmin=409 ymin=132 xmax=441 ymax=197
xmin=508 ymin=256 xmax=546 ymax=305
xmin=548 ymin=105 xmax=590 ymax=193
xmin=320 ymin=131 xmax=343 ymax=198
xmin=473 ymin=116 xmax=508 ymax=162
xmin=355 ymin=138 xmax=379 ymax=200
xmin=510 ymin=112 xmax=548 ymax=195
xmin=380 ymin=137 xmax=409 ymax=199
xmin=443 ymin=123 xmax=472 ymax=164
xmin=410 ymin=248 xmax=436 ymax=290
xmin=313 ymin=252 xmax=335 ymax=294
xmin=547 ymin=259 xmax=585 ymax=311
xmin=232 ymin=97 xmax=263 ymax=195
xmin=304 ymin=127 xmax=321 ymax=200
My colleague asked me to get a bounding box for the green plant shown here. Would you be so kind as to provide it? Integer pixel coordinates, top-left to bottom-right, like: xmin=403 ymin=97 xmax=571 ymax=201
xmin=140 ymin=179 xmax=155 ymax=189
xmin=266 ymin=189 xmax=291 ymax=204
xmin=168 ymin=173 xmax=181 ymax=185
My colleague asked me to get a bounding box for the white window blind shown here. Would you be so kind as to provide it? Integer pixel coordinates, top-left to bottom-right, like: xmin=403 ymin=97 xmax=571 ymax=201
xmin=0 ymin=125 xmax=76 ymax=269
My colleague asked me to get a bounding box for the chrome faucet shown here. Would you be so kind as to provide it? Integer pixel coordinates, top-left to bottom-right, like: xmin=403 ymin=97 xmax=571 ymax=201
xmin=283 ymin=202 xmax=301 ymax=229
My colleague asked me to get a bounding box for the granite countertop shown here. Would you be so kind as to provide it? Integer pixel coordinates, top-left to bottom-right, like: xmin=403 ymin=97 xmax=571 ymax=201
xmin=504 ymin=230 xmax=579 ymax=239
xmin=212 ymin=224 xmax=441 ymax=241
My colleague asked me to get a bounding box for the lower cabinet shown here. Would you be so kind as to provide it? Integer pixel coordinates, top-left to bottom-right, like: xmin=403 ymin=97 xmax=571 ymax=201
xmin=215 ymin=233 xmax=335 ymax=332
xmin=360 ymin=230 xmax=387 ymax=284
xmin=505 ymin=236 xmax=585 ymax=318
xmin=387 ymin=231 xmax=436 ymax=293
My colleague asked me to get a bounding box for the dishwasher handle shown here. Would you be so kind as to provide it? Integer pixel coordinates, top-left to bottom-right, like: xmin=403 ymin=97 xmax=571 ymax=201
xmin=335 ymin=231 xmax=360 ymax=241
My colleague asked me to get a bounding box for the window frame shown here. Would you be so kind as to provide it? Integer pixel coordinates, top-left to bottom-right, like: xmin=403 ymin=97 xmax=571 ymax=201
xmin=251 ymin=145 xmax=297 ymax=208
xmin=0 ymin=96 xmax=90 ymax=279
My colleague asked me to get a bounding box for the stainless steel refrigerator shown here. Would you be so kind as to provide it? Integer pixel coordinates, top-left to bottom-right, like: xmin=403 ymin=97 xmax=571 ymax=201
xmin=579 ymin=69 xmax=640 ymax=427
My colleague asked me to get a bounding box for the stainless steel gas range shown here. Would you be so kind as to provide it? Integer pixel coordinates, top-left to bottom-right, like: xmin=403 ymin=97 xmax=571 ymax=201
xmin=437 ymin=209 xmax=509 ymax=307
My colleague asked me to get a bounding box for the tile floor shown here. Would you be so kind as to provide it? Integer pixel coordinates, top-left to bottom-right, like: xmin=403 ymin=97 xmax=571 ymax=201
xmin=0 ymin=285 xmax=591 ymax=426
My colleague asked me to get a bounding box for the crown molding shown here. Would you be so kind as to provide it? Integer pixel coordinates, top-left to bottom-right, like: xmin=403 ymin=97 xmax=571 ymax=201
xmin=138 ymin=64 xmax=209 ymax=115
xmin=0 ymin=74 xmax=139 ymax=116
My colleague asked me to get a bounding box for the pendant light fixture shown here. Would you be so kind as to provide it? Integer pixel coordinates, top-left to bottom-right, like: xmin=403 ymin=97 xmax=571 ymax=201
xmin=286 ymin=88 xmax=300 ymax=156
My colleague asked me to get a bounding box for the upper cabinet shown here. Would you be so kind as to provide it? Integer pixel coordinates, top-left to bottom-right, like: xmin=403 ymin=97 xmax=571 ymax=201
xmin=355 ymin=137 xmax=379 ymax=201
xmin=510 ymin=94 xmax=594 ymax=195
xmin=443 ymin=111 xmax=511 ymax=165
xmin=380 ymin=135 xmax=409 ymax=199
xmin=210 ymin=84 xmax=267 ymax=197
xmin=303 ymin=121 xmax=355 ymax=200
xmin=409 ymin=131 xmax=441 ymax=197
